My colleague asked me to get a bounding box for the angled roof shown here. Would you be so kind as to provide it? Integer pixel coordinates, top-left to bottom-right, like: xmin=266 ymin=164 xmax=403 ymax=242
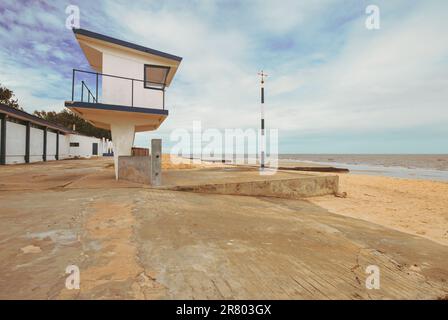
xmin=0 ymin=103 xmax=75 ymax=133
xmin=73 ymin=28 xmax=183 ymax=62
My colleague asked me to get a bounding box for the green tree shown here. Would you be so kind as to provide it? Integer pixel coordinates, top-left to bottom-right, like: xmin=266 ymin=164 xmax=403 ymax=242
xmin=34 ymin=109 xmax=111 ymax=139
xmin=0 ymin=83 xmax=22 ymax=110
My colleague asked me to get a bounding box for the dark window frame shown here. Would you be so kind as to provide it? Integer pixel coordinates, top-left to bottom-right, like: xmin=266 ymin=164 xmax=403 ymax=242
xmin=143 ymin=64 xmax=170 ymax=91
xmin=70 ymin=142 xmax=80 ymax=147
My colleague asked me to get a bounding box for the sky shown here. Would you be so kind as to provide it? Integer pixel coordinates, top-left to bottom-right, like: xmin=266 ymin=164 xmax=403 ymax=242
xmin=0 ymin=0 xmax=447 ymax=154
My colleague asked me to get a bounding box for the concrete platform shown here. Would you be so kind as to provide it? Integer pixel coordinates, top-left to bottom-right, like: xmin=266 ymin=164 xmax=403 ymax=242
xmin=2 ymin=158 xmax=448 ymax=299
xmin=161 ymin=167 xmax=339 ymax=198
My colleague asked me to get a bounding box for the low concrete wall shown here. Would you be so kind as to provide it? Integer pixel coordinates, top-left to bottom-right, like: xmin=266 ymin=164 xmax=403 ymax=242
xmin=168 ymin=175 xmax=339 ymax=199
xmin=117 ymin=140 xmax=162 ymax=185
xmin=118 ymin=156 xmax=151 ymax=184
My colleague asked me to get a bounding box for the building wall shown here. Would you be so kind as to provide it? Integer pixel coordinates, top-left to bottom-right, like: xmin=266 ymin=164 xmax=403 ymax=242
xmin=5 ymin=121 xmax=26 ymax=164
xmin=46 ymin=130 xmax=57 ymax=161
xmin=68 ymin=134 xmax=105 ymax=158
xmin=59 ymin=133 xmax=70 ymax=159
xmin=30 ymin=126 xmax=44 ymax=163
xmin=1 ymin=118 xmax=108 ymax=164
xmin=102 ymin=51 xmax=164 ymax=109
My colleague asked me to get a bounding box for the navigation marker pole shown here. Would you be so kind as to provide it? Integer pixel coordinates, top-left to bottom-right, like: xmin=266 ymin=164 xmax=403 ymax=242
xmin=258 ymin=70 xmax=268 ymax=171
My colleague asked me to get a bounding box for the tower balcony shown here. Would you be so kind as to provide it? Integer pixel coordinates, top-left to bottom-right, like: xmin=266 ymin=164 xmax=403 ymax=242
xmin=64 ymin=68 xmax=169 ymax=132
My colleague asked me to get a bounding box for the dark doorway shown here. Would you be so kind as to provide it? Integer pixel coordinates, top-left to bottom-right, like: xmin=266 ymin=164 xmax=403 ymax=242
xmin=92 ymin=143 xmax=98 ymax=155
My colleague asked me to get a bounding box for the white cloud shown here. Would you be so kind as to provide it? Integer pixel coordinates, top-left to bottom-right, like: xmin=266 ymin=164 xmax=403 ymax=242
xmin=103 ymin=0 xmax=260 ymax=135
xmin=99 ymin=0 xmax=448 ymax=149
xmin=265 ymin=1 xmax=448 ymax=135
xmin=0 ymin=50 xmax=66 ymax=111
xmin=1 ymin=0 xmax=447 ymax=152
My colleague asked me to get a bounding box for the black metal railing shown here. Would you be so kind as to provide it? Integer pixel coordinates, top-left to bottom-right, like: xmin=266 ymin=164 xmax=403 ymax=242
xmin=81 ymin=81 xmax=97 ymax=103
xmin=71 ymin=69 xmax=165 ymax=109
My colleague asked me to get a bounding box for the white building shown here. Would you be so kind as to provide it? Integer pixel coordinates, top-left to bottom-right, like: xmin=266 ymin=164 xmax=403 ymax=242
xmin=0 ymin=104 xmax=109 ymax=165
xmin=64 ymin=28 xmax=182 ymax=178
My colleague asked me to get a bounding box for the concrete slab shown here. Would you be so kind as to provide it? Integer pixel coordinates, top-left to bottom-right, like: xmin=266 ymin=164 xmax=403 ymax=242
xmin=161 ymin=167 xmax=339 ymax=198
xmin=1 ymin=185 xmax=447 ymax=299
xmin=134 ymin=191 xmax=448 ymax=299
xmin=0 ymin=158 xmax=145 ymax=191
xmin=0 ymin=158 xmax=338 ymax=199
xmin=2 ymin=158 xmax=447 ymax=299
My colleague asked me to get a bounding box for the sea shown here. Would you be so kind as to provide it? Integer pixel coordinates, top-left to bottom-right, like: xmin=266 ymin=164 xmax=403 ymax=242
xmin=279 ymin=154 xmax=448 ymax=182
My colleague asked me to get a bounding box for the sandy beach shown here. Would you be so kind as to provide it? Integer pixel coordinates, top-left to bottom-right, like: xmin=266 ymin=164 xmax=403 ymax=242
xmin=310 ymin=173 xmax=448 ymax=246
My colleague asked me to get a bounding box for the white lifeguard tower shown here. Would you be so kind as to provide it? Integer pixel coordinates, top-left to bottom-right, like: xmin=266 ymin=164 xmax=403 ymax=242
xmin=65 ymin=28 xmax=182 ymax=179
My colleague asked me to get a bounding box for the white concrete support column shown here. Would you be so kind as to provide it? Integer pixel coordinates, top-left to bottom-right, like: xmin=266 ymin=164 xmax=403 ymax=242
xmin=101 ymin=137 xmax=106 ymax=155
xmin=111 ymin=122 xmax=135 ymax=179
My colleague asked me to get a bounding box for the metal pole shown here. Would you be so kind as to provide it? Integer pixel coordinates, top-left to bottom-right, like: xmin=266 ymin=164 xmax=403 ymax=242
xmin=81 ymin=81 xmax=84 ymax=102
xmin=96 ymin=73 xmax=99 ymax=103
xmin=72 ymin=69 xmax=75 ymax=101
xmin=261 ymin=83 xmax=265 ymax=170
xmin=258 ymin=71 xmax=267 ymax=170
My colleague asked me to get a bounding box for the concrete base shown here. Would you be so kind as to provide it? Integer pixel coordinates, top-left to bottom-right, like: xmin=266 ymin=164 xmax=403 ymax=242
xmin=118 ymin=156 xmax=151 ymax=184
xmin=161 ymin=167 xmax=339 ymax=198
xmin=117 ymin=140 xmax=162 ymax=185
xmin=168 ymin=175 xmax=338 ymax=198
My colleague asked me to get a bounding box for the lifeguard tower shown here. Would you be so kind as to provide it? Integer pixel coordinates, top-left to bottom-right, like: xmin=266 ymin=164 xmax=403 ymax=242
xmin=65 ymin=28 xmax=182 ymax=180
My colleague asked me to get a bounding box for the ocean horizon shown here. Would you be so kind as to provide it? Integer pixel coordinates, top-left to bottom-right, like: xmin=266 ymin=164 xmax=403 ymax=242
xmin=279 ymin=154 xmax=448 ymax=181
xmin=190 ymin=154 xmax=448 ymax=181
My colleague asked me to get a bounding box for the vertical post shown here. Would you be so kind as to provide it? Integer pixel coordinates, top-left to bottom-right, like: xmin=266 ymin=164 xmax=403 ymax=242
xmin=0 ymin=114 xmax=6 ymax=165
xmin=25 ymin=121 xmax=30 ymax=163
xmin=43 ymin=127 xmax=47 ymax=162
xmin=72 ymin=69 xmax=75 ymax=101
xmin=56 ymin=130 xmax=59 ymax=160
xmin=96 ymin=73 xmax=99 ymax=103
xmin=81 ymin=81 xmax=84 ymax=102
xmin=258 ymin=70 xmax=267 ymax=170
xmin=163 ymin=89 xmax=165 ymax=110
xmin=151 ymin=139 xmax=162 ymax=186
xmin=261 ymin=85 xmax=265 ymax=169
xmin=131 ymin=79 xmax=134 ymax=107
